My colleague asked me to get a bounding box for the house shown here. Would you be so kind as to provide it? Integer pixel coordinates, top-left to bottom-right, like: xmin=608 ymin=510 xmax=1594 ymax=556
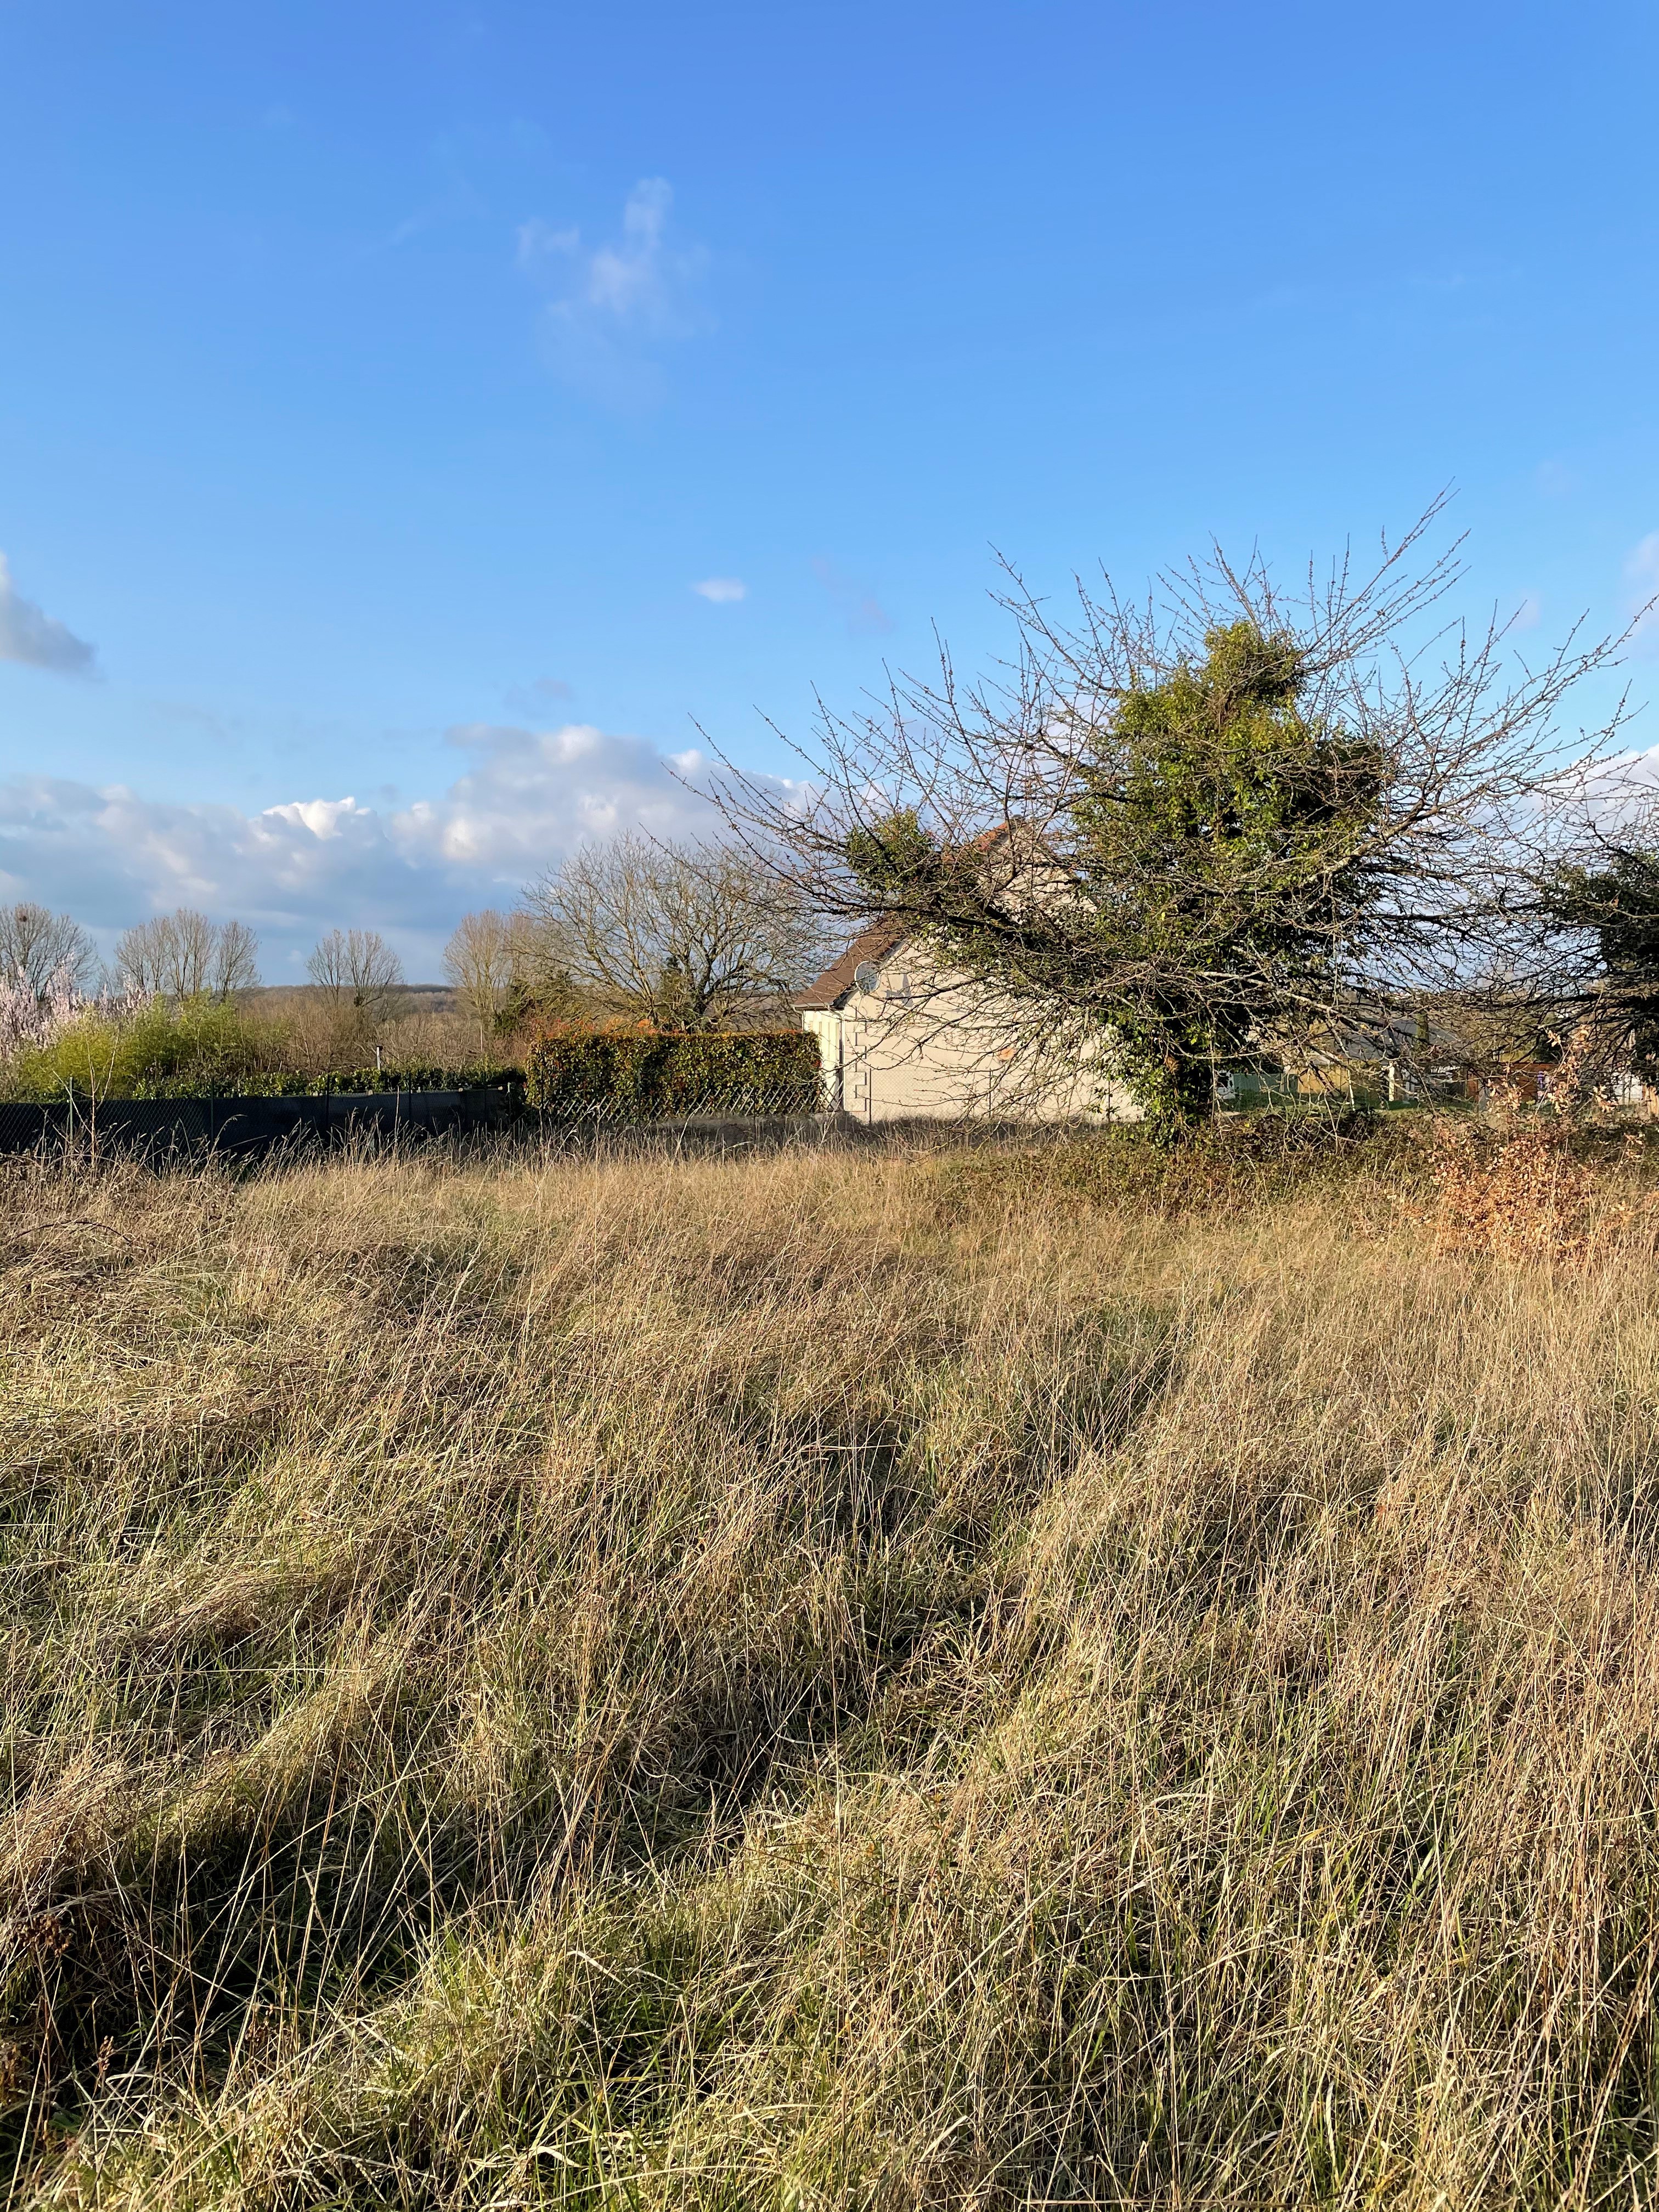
xmin=1250 ymin=1006 xmax=1659 ymax=1111
xmin=797 ymin=920 xmax=1141 ymax=1125
xmin=1276 ymin=1013 xmax=1461 ymax=1107
xmin=799 ymin=917 xmax=1659 ymax=1122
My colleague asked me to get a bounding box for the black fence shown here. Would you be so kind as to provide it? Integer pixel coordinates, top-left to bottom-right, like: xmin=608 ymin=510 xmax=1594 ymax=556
xmin=0 ymin=1090 xmax=525 ymax=1160
xmin=0 ymin=1090 xmax=845 ymax=1163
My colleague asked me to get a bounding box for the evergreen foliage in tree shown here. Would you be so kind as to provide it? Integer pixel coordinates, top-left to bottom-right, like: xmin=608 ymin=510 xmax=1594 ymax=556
xmin=1549 ymin=847 xmax=1659 ymax=1074
xmin=709 ymin=512 xmax=1639 ymax=1130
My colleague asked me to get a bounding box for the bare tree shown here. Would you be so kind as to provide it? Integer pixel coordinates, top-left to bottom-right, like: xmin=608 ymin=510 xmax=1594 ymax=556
xmin=699 ymin=503 xmax=1645 ymax=1122
xmin=215 ymin=918 xmax=259 ymax=996
xmin=521 ymin=834 xmax=827 ymax=1031
xmin=0 ymin=902 xmax=98 ymax=998
xmin=307 ymin=928 xmax=407 ymax=1032
xmin=442 ymin=910 xmax=528 ymax=1050
xmin=115 ymin=911 xmax=207 ymax=997
xmin=114 ymin=909 xmax=259 ymax=999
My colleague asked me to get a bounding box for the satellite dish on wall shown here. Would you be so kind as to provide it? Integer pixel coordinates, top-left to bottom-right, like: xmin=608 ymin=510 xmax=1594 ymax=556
xmin=853 ymin=961 xmax=881 ymax=993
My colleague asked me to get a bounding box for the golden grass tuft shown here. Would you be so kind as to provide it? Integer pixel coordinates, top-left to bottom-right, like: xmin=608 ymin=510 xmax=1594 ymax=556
xmin=2 ymin=1126 xmax=1659 ymax=2206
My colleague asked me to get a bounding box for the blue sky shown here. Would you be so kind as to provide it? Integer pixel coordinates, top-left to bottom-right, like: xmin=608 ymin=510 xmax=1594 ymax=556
xmin=1 ymin=0 xmax=1656 ymax=976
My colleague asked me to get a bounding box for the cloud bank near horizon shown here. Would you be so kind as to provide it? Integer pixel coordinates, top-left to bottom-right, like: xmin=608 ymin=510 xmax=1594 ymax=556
xmin=0 ymin=721 xmax=725 ymax=976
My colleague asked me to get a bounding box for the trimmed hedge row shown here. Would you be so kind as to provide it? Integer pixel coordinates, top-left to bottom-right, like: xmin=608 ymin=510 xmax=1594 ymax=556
xmin=524 ymin=1031 xmax=822 ymax=1117
xmin=126 ymin=1065 xmax=525 ymax=1101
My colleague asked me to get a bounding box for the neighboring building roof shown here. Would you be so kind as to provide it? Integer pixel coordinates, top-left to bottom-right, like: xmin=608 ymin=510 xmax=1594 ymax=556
xmin=795 ymin=825 xmax=1032 ymax=1013
xmin=795 ymin=918 xmax=910 ymax=1012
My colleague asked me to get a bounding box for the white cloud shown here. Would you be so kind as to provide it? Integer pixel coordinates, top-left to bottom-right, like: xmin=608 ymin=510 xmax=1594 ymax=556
xmin=0 ymin=554 xmax=97 ymax=675
xmin=262 ymin=795 xmax=373 ymax=840
xmin=692 ymin=577 xmax=746 ymax=603
xmin=1626 ymin=533 xmax=1659 ymax=651
xmin=811 ymin=556 xmax=893 ymax=637
xmin=503 ymin=673 xmax=573 ymax=715
xmin=518 ymin=178 xmax=709 ymax=405
xmin=584 ymin=179 xmax=685 ymax=326
xmin=516 ymin=217 xmax=579 ymax=269
xmin=0 ymin=721 xmax=721 ymax=975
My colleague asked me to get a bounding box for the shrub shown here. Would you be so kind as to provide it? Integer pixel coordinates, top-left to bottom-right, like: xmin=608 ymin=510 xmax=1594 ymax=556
xmin=931 ymin=1105 xmax=1395 ymax=1221
xmin=1 ymin=996 xmax=276 ymax=1101
xmin=1421 ymin=1041 xmax=1652 ymax=1260
xmin=524 ymin=1030 xmax=822 ymax=1118
xmin=1 ymin=993 xmax=526 ymax=1102
xmin=129 ymin=1063 xmax=526 ymax=1101
xmin=313 ymin=1063 xmax=523 ymax=1097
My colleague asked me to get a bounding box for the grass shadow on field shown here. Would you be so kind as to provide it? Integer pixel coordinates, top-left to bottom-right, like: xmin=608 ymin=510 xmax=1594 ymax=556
xmin=0 ymin=1149 xmax=1187 ymax=2181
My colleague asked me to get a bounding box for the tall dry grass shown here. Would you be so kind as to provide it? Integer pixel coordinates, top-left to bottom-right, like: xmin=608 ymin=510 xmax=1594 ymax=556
xmin=2 ymin=1124 xmax=1659 ymax=2207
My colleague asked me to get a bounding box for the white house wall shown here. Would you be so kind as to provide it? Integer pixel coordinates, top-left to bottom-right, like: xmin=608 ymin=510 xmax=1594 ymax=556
xmin=800 ymin=1010 xmax=844 ymax=1111
xmin=803 ymin=943 xmax=1139 ymax=1125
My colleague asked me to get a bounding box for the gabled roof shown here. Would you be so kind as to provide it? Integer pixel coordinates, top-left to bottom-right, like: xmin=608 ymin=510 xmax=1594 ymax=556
xmin=794 ymin=825 xmax=1025 ymax=1013
xmin=794 ymin=919 xmax=910 ymax=1012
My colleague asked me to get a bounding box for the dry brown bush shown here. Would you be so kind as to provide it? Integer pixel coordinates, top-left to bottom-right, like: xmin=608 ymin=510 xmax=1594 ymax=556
xmin=1425 ymin=1041 xmax=1659 ymax=1262
xmin=2 ymin=1130 xmax=1659 ymax=2207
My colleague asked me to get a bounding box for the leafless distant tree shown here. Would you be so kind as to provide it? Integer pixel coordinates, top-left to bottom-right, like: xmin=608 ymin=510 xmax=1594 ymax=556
xmin=443 ymin=909 xmax=530 ymax=1048
xmin=521 ymin=834 xmax=828 ymax=1031
xmin=698 ymin=501 xmax=1647 ymax=1118
xmin=219 ymin=919 xmax=259 ymax=995
xmin=114 ymin=909 xmax=259 ymax=1000
xmin=306 ymin=928 xmax=407 ymax=1032
xmin=0 ymin=901 xmax=98 ymax=998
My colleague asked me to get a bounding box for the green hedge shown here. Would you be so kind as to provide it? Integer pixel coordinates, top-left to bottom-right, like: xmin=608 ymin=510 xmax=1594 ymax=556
xmin=41 ymin=1037 xmax=820 ymax=1113
xmin=524 ymin=1032 xmax=822 ymax=1118
xmin=127 ymin=1065 xmax=525 ymax=1101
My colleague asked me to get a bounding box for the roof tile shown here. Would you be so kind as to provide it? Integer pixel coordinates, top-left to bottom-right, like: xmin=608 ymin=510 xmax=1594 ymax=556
xmin=794 ymin=919 xmax=909 ymax=1011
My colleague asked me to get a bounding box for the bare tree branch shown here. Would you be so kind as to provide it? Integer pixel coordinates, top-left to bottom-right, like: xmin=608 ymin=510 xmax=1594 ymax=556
xmin=695 ymin=507 xmax=1647 ymax=1119
xmin=0 ymin=902 xmax=99 ymax=999
xmin=307 ymin=928 xmax=407 ymax=1037
xmin=520 ymin=834 xmax=830 ymax=1032
xmin=115 ymin=909 xmax=259 ymax=999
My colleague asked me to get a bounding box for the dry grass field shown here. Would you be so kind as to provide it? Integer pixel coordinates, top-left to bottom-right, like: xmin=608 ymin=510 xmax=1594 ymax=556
xmin=4 ymin=1123 xmax=1659 ymax=2208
